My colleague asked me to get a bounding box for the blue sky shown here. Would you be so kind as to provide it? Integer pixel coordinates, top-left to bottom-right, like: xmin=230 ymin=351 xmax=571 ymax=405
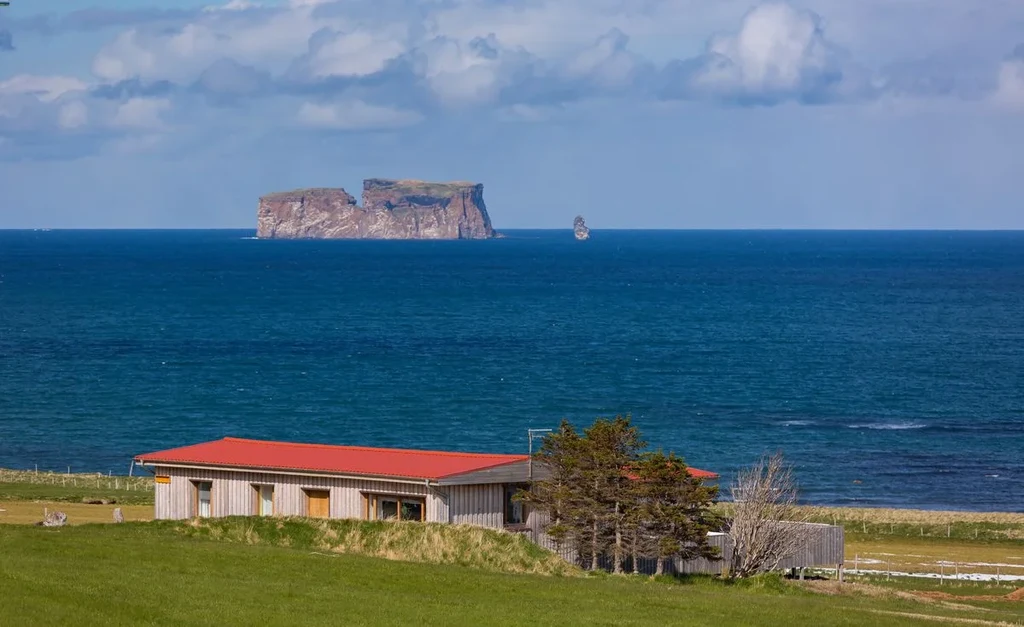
xmin=1 ymin=0 xmax=1023 ymax=229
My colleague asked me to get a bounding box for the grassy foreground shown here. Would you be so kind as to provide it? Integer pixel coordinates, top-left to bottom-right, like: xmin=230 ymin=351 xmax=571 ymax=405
xmin=2 ymin=520 xmax=1020 ymax=627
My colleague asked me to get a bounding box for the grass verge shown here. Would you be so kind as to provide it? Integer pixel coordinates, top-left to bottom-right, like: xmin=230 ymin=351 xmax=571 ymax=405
xmin=168 ymin=516 xmax=579 ymax=576
xmin=2 ymin=521 xmax=1019 ymax=627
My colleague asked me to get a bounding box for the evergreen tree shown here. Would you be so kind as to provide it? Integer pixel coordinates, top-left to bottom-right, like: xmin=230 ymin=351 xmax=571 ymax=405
xmin=522 ymin=415 xmax=719 ymax=575
xmin=631 ymin=450 xmax=721 ymax=574
xmin=518 ymin=419 xmax=591 ymax=557
xmin=579 ymin=416 xmax=645 ymax=573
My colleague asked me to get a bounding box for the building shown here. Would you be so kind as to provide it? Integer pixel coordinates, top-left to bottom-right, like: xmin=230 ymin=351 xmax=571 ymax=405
xmin=134 ymin=436 xmax=842 ymax=576
xmin=133 ymin=436 xmax=717 ymax=528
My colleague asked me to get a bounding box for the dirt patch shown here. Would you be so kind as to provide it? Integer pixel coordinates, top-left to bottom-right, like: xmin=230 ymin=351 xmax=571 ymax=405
xmin=914 ymin=588 xmax=1024 ymax=604
xmin=868 ymin=610 xmax=1024 ymax=626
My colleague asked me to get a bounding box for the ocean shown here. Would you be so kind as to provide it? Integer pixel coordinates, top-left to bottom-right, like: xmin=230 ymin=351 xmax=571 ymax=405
xmin=0 ymin=229 xmax=1021 ymax=512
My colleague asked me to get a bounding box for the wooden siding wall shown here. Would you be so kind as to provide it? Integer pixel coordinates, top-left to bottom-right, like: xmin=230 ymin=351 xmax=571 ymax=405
xmin=447 ymin=484 xmax=504 ymax=528
xmin=153 ymin=466 xmax=449 ymax=523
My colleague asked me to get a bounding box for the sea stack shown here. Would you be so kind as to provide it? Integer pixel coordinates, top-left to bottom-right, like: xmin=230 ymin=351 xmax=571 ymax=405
xmin=257 ymin=179 xmax=497 ymax=239
xmin=573 ymin=215 xmax=590 ymax=241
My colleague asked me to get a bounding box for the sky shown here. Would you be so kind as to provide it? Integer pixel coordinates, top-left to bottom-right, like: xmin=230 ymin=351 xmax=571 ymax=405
xmin=0 ymin=0 xmax=1022 ymax=229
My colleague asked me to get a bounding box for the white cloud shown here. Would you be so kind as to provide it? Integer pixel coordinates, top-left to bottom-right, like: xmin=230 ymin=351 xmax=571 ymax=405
xmin=91 ymin=9 xmax=324 ymax=83
xmin=2 ymin=0 xmax=1020 ymax=163
xmin=296 ymin=100 xmax=422 ymax=130
xmin=416 ymin=35 xmax=536 ymax=106
xmin=112 ymin=98 xmax=171 ymax=129
xmin=92 ymin=30 xmax=160 ymax=82
xmin=564 ymin=28 xmax=646 ymax=89
xmin=58 ymin=102 xmax=89 ymax=129
xmin=304 ymin=28 xmax=407 ymax=78
xmin=203 ymin=0 xmax=261 ymax=12
xmin=691 ymin=3 xmax=839 ymax=97
xmin=0 ymin=75 xmax=88 ymax=102
xmin=993 ymin=58 xmax=1024 ymax=110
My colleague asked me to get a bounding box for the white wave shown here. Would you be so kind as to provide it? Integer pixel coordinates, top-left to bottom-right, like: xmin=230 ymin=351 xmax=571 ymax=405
xmin=778 ymin=420 xmax=814 ymax=427
xmin=848 ymin=422 xmax=927 ymax=430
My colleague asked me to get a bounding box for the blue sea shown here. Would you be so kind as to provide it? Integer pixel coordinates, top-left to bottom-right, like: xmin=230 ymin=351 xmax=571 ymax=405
xmin=0 ymin=230 xmax=1022 ymax=512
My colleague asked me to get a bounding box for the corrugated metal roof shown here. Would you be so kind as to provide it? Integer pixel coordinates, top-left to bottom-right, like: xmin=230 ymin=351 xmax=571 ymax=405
xmin=135 ymin=436 xmax=718 ymax=481
xmin=135 ymin=437 xmax=529 ymax=481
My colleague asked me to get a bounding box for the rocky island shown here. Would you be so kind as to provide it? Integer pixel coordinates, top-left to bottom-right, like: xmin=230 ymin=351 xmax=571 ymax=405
xmin=257 ymin=179 xmax=497 ymax=239
xmin=573 ymin=215 xmax=591 ymax=240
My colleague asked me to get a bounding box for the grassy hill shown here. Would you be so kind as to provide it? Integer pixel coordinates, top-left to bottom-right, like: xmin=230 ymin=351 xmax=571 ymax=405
xmin=2 ymin=520 xmax=1023 ymax=626
xmin=168 ymin=516 xmax=577 ymax=576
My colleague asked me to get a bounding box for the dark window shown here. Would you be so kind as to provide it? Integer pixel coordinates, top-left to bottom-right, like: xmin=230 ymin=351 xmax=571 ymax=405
xmin=504 ymin=483 xmax=528 ymax=525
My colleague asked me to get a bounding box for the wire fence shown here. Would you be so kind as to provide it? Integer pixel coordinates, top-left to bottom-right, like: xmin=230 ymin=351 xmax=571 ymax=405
xmin=0 ymin=467 xmax=153 ymax=491
xmin=844 ymin=553 xmax=1024 ymax=584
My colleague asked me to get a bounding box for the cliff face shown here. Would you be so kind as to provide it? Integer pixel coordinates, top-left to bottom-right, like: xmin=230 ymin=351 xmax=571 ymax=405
xmin=257 ymin=179 xmax=497 ymax=240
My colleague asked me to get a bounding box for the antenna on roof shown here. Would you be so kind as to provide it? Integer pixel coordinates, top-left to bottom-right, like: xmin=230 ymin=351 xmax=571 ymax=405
xmin=527 ymin=428 xmax=553 ymax=481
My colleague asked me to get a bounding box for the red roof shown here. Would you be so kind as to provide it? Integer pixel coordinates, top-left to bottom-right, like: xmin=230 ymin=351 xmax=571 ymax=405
xmin=135 ymin=437 xmax=529 ymax=481
xmin=684 ymin=467 xmax=719 ymax=480
xmin=624 ymin=466 xmax=719 ymax=481
xmin=135 ymin=436 xmax=718 ymax=482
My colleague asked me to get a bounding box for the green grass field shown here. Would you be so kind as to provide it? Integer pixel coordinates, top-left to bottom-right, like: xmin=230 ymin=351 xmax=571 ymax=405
xmin=2 ymin=521 xmax=1022 ymax=627
xmin=2 ymin=470 xmax=1022 ymax=625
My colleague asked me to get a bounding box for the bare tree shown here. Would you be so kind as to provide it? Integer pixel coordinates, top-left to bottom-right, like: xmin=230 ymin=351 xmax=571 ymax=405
xmin=727 ymin=452 xmax=811 ymax=578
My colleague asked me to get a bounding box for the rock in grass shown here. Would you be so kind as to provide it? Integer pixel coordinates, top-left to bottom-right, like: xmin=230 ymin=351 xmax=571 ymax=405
xmin=39 ymin=510 xmax=67 ymax=527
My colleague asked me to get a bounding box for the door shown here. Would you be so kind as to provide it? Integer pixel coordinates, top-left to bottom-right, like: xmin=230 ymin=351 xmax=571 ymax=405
xmin=259 ymin=485 xmax=274 ymax=516
xmin=195 ymin=481 xmax=212 ymax=518
xmin=306 ymin=489 xmax=330 ymax=518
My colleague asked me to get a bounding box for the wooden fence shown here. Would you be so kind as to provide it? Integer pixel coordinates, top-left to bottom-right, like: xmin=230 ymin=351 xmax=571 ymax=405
xmin=525 ymin=519 xmax=845 ymax=576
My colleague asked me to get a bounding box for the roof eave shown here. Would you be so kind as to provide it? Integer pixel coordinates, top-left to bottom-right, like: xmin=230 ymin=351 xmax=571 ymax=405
xmin=135 ymin=459 xmax=441 ymax=485
xmin=432 ymin=457 xmax=531 ymax=482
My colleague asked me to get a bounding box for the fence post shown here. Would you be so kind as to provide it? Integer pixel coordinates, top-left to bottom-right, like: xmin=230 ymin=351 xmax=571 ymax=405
xmin=940 ymin=563 xmax=944 ymax=584
xmin=854 ymin=554 xmax=858 ymax=572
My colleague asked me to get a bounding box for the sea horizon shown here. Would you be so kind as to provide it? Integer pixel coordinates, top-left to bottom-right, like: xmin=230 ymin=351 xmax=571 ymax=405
xmin=3 ymin=227 xmax=1024 ymax=233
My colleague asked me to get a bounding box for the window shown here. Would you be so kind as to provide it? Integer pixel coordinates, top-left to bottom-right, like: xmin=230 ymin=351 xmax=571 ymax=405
xmin=365 ymin=494 xmax=425 ymax=522
xmin=253 ymin=484 xmax=274 ymax=516
xmin=193 ymin=480 xmax=212 ymax=518
xmin=504 ymin=483 xmax=529 ymax=525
